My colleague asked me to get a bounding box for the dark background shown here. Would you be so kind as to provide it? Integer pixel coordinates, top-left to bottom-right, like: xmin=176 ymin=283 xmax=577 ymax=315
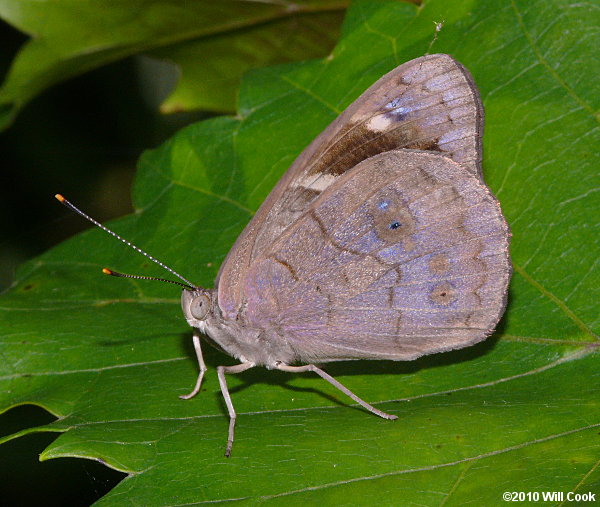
xmin=0 ymin=21 xmax=207 ymax=506
xmin=0 ymin=22 xmax=210 ymax=293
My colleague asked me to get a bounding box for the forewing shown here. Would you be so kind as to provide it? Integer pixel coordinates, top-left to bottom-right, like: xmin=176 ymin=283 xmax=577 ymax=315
xmin=218 ymin=54 xmax=484 ymax=318
xmin=242 ymin=150 xmax=510 ymax=362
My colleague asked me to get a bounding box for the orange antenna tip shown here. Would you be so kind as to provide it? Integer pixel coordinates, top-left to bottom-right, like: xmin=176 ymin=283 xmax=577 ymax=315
xmin=54 ymin=194 xmax=194 ymax=287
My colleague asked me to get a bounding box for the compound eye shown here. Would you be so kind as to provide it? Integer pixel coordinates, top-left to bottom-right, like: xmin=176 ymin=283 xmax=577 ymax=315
xmin=189 ymin=294 xmax=210 ymax=320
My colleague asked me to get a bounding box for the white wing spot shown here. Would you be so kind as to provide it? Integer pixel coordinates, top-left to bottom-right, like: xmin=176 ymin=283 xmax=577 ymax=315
xmin=293 ymin=173 xmax=337 ymax=192
xmin=367 ymin=114 xmax=393 ymax=132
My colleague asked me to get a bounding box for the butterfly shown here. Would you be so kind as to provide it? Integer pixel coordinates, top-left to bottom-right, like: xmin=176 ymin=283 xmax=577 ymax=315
xmin=58 ymin=53 xmax=511 ymax=457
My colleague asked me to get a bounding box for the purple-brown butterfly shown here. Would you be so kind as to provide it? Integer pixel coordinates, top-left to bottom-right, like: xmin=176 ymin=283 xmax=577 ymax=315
xmin=57 ymin=54 xmax=511 ymax=456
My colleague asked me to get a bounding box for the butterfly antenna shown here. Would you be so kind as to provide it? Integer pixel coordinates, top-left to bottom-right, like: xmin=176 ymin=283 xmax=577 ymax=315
xmin=101 ymin=268 xmax=192 ymax=289
xmin=55 ymin=194 xmax=195 ymax=289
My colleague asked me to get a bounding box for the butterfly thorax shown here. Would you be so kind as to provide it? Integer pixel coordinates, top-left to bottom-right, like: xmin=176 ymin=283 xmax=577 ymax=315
xmin=181 ymin=288 xmax=296 ymax=367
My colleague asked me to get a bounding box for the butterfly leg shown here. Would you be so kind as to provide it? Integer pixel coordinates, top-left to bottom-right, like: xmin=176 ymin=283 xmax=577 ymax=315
xmin=275 ymin=362 xmax=397 ymax=420
xmin=179 ymin=331 xmax=207 ymax=400
xmin=217 ymin=361 xmax=255 ymax=457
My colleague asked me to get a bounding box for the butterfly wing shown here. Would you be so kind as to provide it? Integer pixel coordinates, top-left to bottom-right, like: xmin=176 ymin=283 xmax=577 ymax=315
xmin=217 ymin=54 xmax=485 ymax=319
xmin=242 ymin=150 xmax=510 ymax=361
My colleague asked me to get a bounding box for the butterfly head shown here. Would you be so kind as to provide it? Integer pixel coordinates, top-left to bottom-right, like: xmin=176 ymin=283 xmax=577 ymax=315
xmin=181 ymin=288 xmax=214 ymax=328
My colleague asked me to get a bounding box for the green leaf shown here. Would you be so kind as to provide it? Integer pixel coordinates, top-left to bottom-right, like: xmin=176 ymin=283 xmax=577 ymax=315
xmin=0 ymin=0 xmax=346 ymax=129
xmin=2 ymin=0 xmax=599 ymax=504
xmin=153 ymin=11 xmax=344 ymax=114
